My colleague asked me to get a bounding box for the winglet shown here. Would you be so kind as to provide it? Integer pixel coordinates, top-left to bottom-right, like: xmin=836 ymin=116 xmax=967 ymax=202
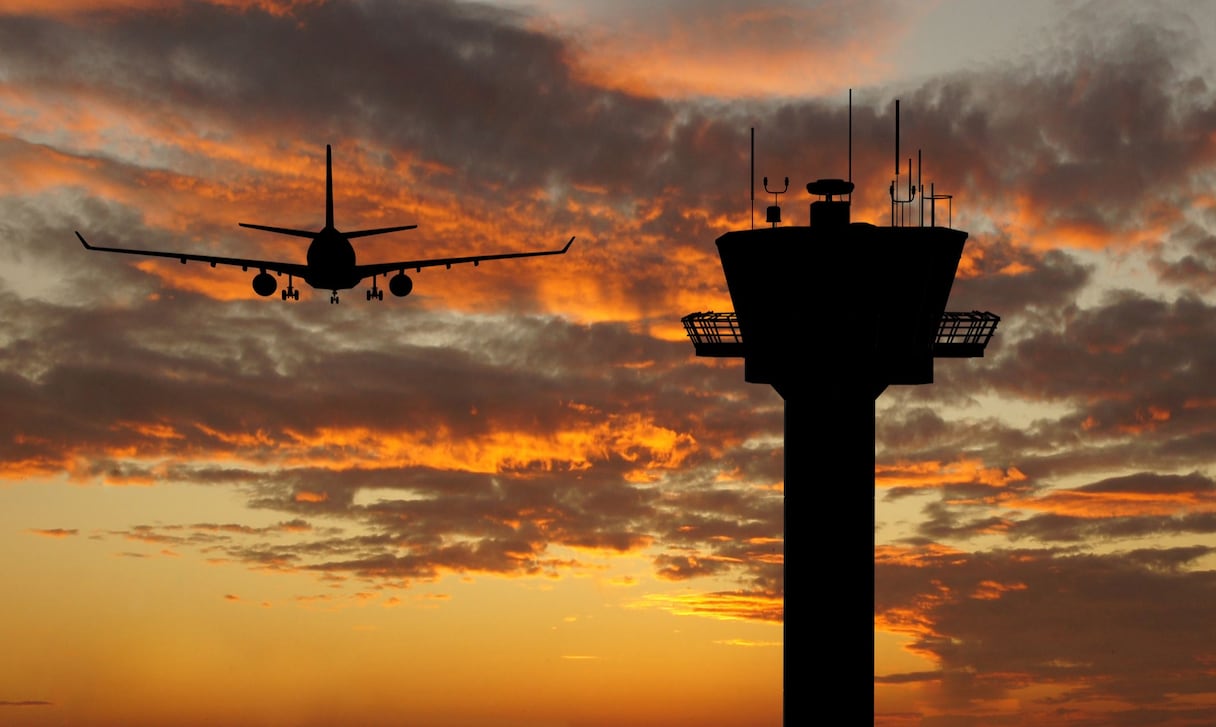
xmin=75 ymin=231 xmax=94 ymax=249
xmin=563 ymin=236 xmax=575 ymax=253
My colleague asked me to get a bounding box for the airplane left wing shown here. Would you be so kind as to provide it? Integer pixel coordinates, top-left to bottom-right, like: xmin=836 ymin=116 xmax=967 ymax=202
xmin=76 ymin=231 xmax=310 ymax=277
xmin=353 ymin=236 xmax=575 ymax=279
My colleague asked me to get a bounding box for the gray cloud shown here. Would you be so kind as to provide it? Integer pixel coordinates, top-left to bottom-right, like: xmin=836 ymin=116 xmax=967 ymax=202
xmin=876 ymin=546 xmax=1216 ymax=714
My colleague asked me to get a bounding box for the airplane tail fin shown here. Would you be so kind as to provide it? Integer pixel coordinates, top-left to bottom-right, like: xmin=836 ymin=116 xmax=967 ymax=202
xmin=326 ymin=144 xmax=334 ymax=229
xmin=239 ymin=145 xmax=417 ymax=239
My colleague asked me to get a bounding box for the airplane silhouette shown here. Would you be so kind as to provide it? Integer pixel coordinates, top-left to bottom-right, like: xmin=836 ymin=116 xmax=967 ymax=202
xmin=76 ymin=145 xmax=575 ymax=303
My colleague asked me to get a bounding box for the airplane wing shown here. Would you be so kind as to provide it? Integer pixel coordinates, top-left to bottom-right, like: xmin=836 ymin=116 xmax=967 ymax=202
xmin=75 ymin=231 xmax=310 ymax=278
xmin=352 ymin=236 xmax=575 ymax=279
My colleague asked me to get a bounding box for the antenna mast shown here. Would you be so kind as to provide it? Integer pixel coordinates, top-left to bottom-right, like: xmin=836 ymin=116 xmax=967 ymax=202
xmin=889 ymin=100 xmax=916 ymax=226
xmin=751 ymin=127 xmax=756 ymax=230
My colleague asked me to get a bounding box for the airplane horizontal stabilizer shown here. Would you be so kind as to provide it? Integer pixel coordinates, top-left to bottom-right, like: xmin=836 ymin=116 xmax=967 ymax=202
xmin=345 ymin=224 xmax=419 ymax=239
xmin=238 ymin=222 xmax=317 ymax=238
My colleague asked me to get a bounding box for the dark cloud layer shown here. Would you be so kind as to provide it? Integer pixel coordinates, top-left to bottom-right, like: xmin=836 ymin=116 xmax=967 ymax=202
xmin=876 ymin=546 xmax=1216 ymax=721
xmin=0 ymin=274 xmax=782 ymax=603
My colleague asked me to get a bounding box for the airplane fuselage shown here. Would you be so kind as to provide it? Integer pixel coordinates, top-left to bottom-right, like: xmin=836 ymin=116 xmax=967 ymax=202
xmin=304 ymin=227 xmax=360 ymax=290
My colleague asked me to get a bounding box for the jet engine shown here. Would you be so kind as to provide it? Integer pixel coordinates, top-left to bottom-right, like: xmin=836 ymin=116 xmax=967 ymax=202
xmin=389 ymin=273 xmax=413 ymax=297
xmin=252 ymin=272 xmax=277 ymax=297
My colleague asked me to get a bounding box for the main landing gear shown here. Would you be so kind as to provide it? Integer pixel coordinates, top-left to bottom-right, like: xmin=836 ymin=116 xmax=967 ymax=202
xmin=366 ymin=275 xmax=384 ymax=301
xmin=280 ymin=275 xmax=299 ymax=301
xmin=330 ymin=291 xmax=340 ymax=304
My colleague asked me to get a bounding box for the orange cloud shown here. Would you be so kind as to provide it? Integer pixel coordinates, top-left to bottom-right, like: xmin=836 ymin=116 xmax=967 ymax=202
xmin=270 ymin=409 xmax=697 ymax=478
xmin=1116 ymin=406 xmax=1171 ymax=434
xmin=1081 ymin=406 xmax=1173 ymax=435
xmin=875 ymin=543 xmax=967 ymax=569
xmin=0 ymin=457 xmax=74 ymax=481
xmin=17 ymin=402 xmax=690 ymax=490
xmin=970 ymin=580 xmax=1028 ymax=601
xmin=1016 ymin=487 xmax=1216 ymax=519
xmin=563 ymin=6 xmax=895 ymax=100
xmin=635 ymin=590 xmax=783 ymax=623
xmin=134 ymin=260 xmax=270 ymax=302
xmin=996 ymin=191 xmax=1178 ymax=254
xmin=876 ymin=458 xmax=1027 ymax=491
xmin=27 ymin=528 xmax=78 ymax=538
xmin=110 ymin=420 xmax=185 ymax=440
xmin=874 ymin=604 xmax=938 ymax=640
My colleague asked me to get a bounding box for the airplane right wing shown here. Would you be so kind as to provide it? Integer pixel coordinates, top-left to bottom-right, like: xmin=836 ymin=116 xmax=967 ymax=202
xmin=352 ymin=236 xmax=575 ymax=280
xmin=75 ymin=231 xmax=310 ymax=278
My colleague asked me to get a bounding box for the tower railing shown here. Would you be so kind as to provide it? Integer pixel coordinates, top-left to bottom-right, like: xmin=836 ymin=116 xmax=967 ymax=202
xmin=933 ymin=310 xmax=1000 ymax=357
xmin=681 ymin=311 xmax=744 ymax=357
xmin=681 ymin=310 xmax=1000 ymax=359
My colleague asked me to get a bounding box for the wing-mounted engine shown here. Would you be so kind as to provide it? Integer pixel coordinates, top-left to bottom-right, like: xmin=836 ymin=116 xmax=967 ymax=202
xmin=389 ymin=273 xmax=413 ymax=297
xmin=252 ymin=271 xmax=299 ymax=300
xmin=252 ymin=272 xmax=277 ymax=297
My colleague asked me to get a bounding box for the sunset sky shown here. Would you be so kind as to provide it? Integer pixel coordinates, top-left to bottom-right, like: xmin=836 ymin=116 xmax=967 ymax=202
xmin=3 ymin=1 xmax=1216 ymax=726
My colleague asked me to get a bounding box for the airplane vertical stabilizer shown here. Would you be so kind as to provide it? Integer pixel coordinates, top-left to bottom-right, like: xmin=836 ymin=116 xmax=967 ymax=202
xmin=326 ymin=144 xmax=334 ymax=229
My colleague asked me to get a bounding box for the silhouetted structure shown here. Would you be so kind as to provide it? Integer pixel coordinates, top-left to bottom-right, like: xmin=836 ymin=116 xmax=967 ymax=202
xmin=77 ymin=144 xmax=574 ymax=304
xmin=681 ymin=99 xmax=999 ymax=725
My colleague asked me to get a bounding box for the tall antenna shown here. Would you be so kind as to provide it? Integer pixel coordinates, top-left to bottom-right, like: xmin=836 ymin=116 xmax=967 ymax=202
xmin=751 ymin=127 xmax=756 ymax=230
xmin=889 ymin=99 xmax=916 ymax=225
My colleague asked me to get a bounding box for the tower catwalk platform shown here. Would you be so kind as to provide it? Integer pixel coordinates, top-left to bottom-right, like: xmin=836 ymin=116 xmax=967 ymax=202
xmin=682 ymin=106 xmax=1000 ymax=725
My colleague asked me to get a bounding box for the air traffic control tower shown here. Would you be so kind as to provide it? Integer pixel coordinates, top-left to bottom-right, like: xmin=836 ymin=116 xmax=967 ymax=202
xmin=681 ymin=101 xmax=999 ymax=722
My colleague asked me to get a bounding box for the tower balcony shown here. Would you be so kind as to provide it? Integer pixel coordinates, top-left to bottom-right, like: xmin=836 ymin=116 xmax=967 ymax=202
xmin=681 ymin=309 xmax=1000 ymax=359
